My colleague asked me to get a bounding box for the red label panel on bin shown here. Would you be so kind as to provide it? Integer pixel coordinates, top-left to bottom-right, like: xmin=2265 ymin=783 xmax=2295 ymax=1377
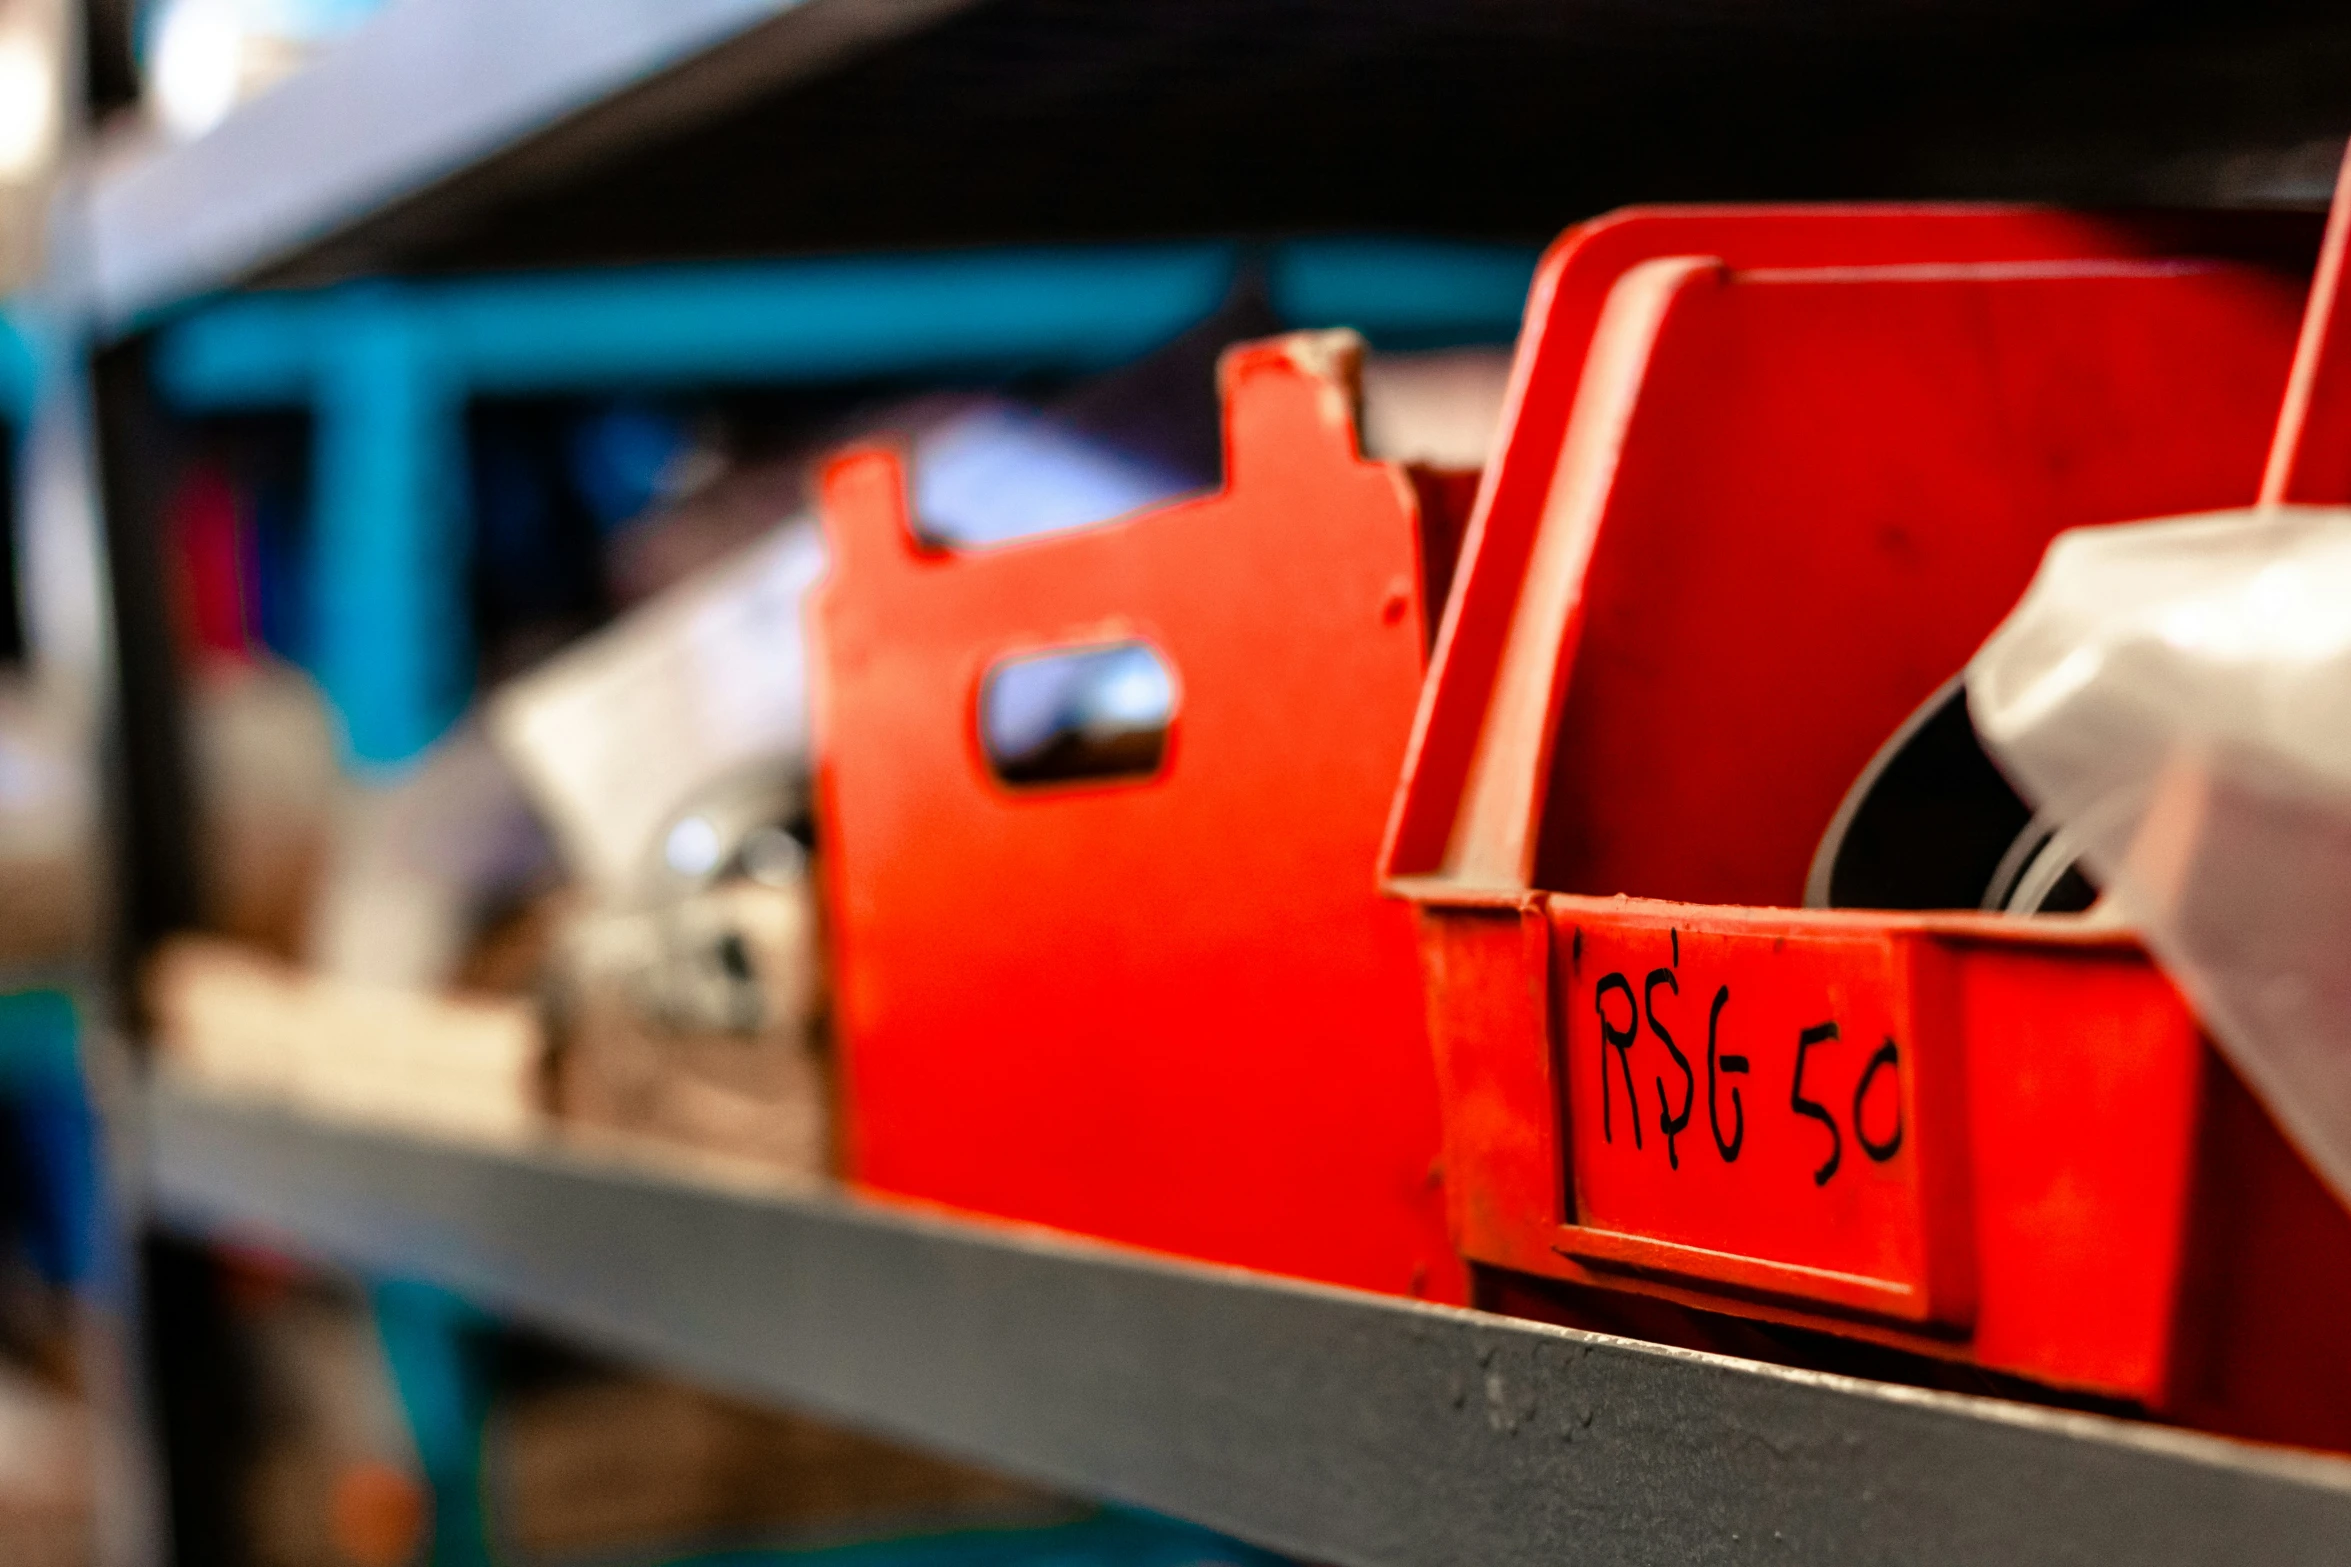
xmin=1555 ymin=910 xmax=1961 ymax=1325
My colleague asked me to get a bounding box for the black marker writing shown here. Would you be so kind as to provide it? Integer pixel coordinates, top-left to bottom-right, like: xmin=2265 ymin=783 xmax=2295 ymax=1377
xmin=1855 ymin=1039 xmax=1904 ymax=1163
xmin=1646 ymin=965 xmax=1693 ymax=1171
xmin=1707 ymin=984 xmax=1746 ymax=1162
xmin=1595 ymin=973 xmax=1640 ymax=1149
xmin=1791 ymin=1021 xmax=1843 ymax=1186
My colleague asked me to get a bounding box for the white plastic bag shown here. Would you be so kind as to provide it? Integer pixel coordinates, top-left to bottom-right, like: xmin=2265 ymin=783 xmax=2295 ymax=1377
xmin=1971 ymin=505 xmax=2351 ymax=1211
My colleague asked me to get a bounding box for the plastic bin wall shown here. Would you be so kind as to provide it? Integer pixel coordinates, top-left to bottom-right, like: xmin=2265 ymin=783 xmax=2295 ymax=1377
xmin=1385 ymin=206 xmax=2351 ymax=1445
xmin=813 ymin=334 xmax=1464 ymax=1301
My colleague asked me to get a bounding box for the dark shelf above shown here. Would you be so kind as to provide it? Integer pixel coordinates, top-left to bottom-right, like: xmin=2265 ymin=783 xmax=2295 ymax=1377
xmin=86 ymin=0 xmax=2351 ymax=332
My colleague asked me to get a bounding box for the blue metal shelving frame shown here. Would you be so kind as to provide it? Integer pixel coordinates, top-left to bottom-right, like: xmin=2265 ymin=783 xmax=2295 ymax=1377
xmin=151 ymin=240 xmax=1537 ymax=768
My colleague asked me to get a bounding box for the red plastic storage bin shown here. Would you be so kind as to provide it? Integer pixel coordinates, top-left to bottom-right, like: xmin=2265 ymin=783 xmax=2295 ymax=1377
xmin=814 ymin=333 xmax=1466 ymax=1302
xmin=1384 ymin=205 xmax=2351 ymax=1443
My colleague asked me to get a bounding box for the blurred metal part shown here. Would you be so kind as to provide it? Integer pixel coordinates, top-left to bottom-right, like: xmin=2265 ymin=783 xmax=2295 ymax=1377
xmin=1807 ymin=676 xmax=2097 ymax=915
xmin=644 ymin=766 xmax=806 ymax=907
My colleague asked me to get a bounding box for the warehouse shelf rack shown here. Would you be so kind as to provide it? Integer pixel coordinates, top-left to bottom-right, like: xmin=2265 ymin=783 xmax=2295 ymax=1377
xmin=145 ymin=1081 xmax=2351 ymax=1567
xmin=51 ymin=2 xmax=2351 ymax=1564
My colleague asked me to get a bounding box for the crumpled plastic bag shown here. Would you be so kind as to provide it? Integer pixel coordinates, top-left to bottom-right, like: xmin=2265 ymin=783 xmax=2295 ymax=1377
xmin=1971 ymin=505 xmax=2351 ymax=1212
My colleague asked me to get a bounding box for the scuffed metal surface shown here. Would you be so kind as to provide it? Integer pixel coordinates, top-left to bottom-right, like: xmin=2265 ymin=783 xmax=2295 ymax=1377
xmin=148 ymin=1083 xmax=2351 ymax=1567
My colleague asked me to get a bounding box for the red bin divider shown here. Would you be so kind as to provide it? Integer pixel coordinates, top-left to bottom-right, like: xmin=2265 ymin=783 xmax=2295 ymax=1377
xmin=814 ymin=333 xmax=1466 ymax=1301
xmin=1384 ymin=205 xmax=2351 ymax=1446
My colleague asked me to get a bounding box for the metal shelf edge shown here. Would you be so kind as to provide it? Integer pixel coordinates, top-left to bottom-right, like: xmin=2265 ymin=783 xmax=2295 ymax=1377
xmin=143 ymin=1081 xmax=2351 ymax=1567
xmin=84 ymin=0 xmax=972 ymax=327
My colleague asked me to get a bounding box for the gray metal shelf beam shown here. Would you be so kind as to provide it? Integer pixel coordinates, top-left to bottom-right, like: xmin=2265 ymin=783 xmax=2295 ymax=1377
xmin=146 ymin=1082 xmax=2351 ymax=1567
xmin=82 ymin=0 xmax=976 ymax=328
